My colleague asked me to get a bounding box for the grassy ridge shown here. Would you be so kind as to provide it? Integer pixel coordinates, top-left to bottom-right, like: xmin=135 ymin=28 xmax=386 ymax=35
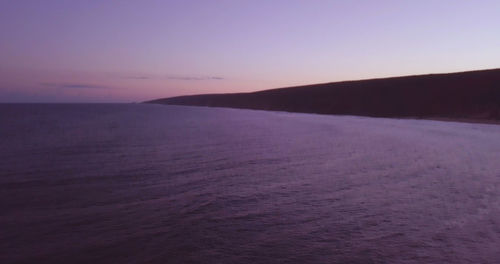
xmin=147 ymin=68 xmax=500 ymax=121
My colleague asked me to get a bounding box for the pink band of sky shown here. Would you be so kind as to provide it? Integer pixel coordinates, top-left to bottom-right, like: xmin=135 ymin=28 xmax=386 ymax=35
xmin=1 ymin=0 xmax=499 ymax=102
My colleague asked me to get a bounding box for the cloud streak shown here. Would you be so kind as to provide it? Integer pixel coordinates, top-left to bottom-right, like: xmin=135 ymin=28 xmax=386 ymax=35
xmin=166 ymin=75 xmax=224 ymax=81
xmin=40 ymin=83 xmax=109 ymax=89
xmin=117 ymin=74 xmax=224 ymax=81
xmin=122 ymin=76 xmax=150 ymax=80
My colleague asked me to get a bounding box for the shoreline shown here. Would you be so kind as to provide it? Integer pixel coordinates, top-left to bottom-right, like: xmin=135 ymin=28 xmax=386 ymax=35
xmin=148 ymin=102 xmax=500 ymax=126
xmin=147 ymin=68 xmax=500 ymax=125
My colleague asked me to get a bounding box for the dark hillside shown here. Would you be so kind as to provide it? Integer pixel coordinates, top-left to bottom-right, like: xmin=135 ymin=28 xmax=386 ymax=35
xmin=147 ymin=69 xmax=500 ymax=121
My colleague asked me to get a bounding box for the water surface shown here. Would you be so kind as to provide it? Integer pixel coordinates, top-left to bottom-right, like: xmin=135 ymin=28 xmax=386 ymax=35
xmin=1 ymin=103 xmax=500 ymax=263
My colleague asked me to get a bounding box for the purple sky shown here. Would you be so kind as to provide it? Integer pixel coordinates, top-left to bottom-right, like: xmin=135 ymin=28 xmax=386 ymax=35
xmin=1 ymin=0 xmax=499 ymax=102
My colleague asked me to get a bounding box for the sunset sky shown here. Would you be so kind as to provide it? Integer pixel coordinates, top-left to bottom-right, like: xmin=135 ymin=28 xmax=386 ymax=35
xmin=1 ymin=0 xmax=499 ymax=102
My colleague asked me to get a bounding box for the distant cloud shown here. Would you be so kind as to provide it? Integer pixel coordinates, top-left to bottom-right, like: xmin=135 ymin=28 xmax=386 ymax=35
xmin=40 ymin=83 xmax=109 ymax=89
xmin=123 ymin=76 xmax=150 ymax=80
xmin=115 ymin=74 xmax=223 ymax=81
xmin=167 ymin=75 xmax=224 ymax=81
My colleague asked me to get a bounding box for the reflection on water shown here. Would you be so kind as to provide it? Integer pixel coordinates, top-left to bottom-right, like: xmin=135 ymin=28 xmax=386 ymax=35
xmin=1 ymin=103 xmax=500 ymax=263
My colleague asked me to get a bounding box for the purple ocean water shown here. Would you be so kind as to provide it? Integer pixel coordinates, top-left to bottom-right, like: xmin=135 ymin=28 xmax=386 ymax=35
xmin=1 ymin=103 xmax=500 ymax=263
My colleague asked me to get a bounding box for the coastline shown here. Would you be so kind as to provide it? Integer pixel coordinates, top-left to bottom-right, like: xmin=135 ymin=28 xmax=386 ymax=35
xmin=147 ymin=68 xmax=500 ymax=125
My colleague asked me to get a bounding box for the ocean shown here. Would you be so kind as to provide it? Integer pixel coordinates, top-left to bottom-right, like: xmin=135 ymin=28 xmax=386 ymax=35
xmin=1 ymin=103 xmax=500 ymax=263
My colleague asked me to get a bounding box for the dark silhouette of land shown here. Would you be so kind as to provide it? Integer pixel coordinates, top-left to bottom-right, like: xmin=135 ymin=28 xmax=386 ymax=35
xmin=147 ymin=68 xmax=500 ymax=122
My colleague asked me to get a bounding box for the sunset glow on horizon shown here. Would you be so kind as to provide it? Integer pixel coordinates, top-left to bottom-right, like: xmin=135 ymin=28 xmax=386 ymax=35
xmin=1 ymin=0 xmax=499 ymax=102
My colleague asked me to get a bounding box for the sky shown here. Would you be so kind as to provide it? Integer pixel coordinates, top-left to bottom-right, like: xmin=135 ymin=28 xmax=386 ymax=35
xmin=0 ymin=0 xmax=499 ymax=103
